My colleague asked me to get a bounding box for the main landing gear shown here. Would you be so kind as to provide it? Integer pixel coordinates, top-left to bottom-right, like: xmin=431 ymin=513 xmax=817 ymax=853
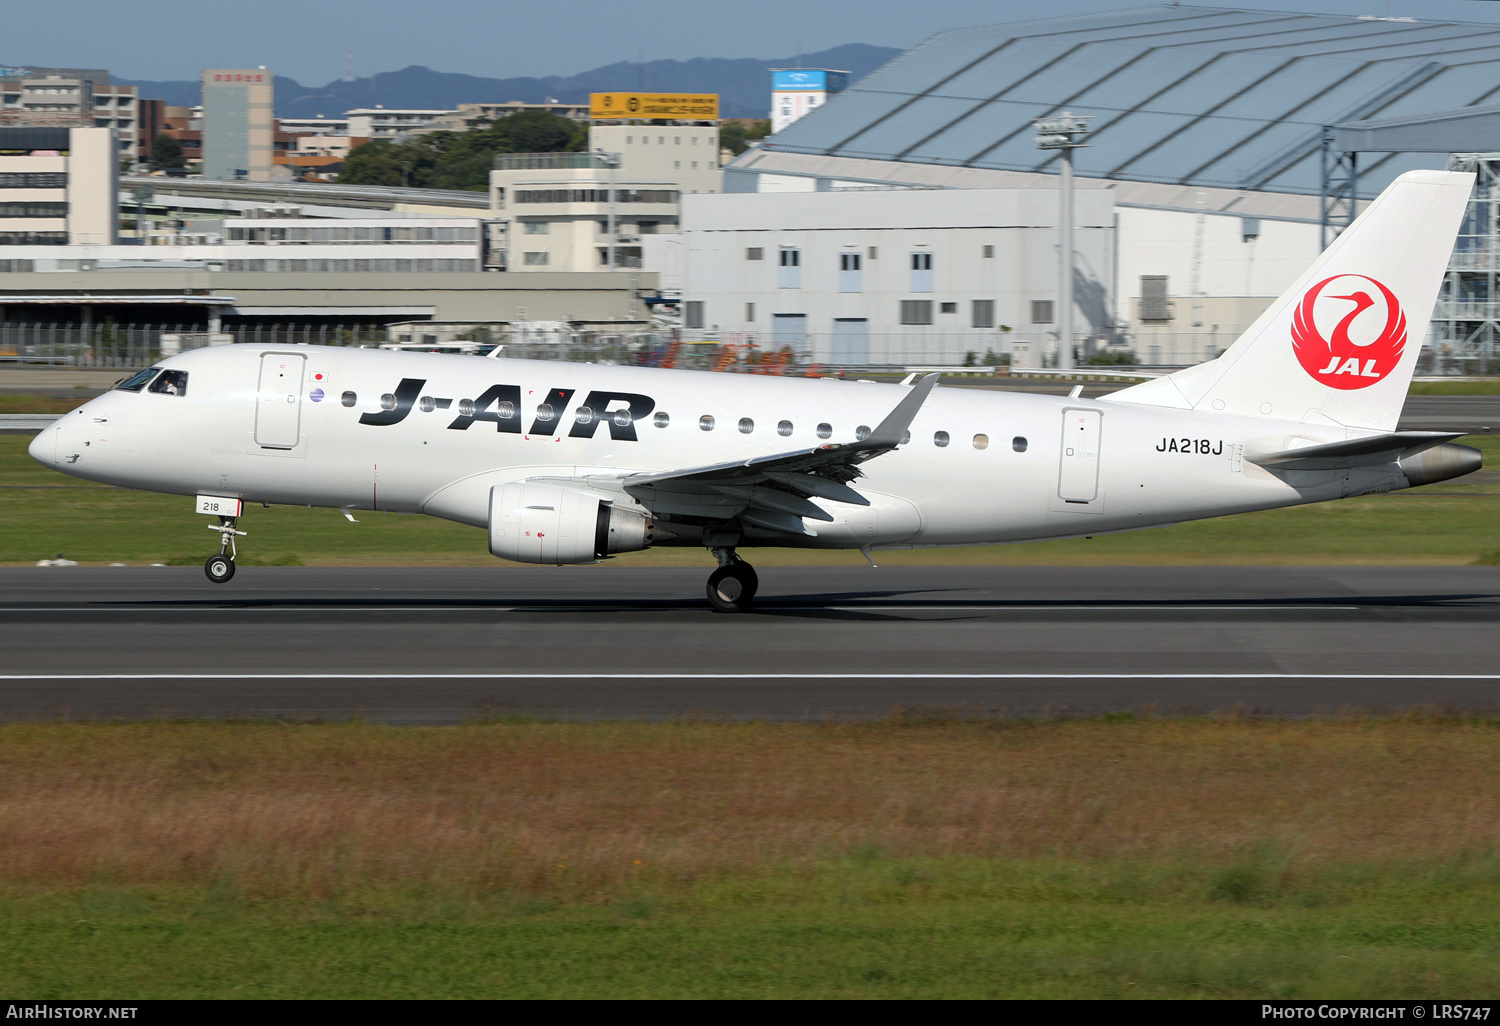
xmin=204 ymin=515 xmax=246 ymax=584
xmin=706 ymin=547 xmax=758 ymax=613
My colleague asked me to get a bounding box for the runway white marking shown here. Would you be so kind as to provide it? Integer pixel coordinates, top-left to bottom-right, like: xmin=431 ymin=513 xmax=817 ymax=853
xmin=0 ymin=604 xmax=1366 ymax=613
xmin=0 ymin=673 xmax=1496 ymax=681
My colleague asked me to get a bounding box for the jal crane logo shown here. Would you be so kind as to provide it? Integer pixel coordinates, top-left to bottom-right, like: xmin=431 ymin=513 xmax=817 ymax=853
xmin=1290 ymin=273 xmax=1407 ymax=390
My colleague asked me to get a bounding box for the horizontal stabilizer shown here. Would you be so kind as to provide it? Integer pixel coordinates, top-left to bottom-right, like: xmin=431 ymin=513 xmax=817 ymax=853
xmin=1249 ymin=431 xmax=1462 ymax=470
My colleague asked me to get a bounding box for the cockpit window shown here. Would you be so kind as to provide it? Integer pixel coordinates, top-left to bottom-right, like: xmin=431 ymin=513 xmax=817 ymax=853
xmin=148 ymin=370 xmax=189 ymax=396
xmin=115 ymin=368 xmax=159 ymax=393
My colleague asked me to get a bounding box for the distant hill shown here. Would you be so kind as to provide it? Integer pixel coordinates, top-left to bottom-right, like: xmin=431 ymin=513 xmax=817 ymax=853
xmin=115 ymin=44 xmax=900 ymax=120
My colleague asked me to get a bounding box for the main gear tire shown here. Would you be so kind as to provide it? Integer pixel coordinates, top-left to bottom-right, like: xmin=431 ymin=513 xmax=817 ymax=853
xmin=706 ymin=561 xmax=758 ymax=613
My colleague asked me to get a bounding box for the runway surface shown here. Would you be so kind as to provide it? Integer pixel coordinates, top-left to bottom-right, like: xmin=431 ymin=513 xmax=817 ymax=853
xmin=3 ymin=565 xmax=1500 ymax=723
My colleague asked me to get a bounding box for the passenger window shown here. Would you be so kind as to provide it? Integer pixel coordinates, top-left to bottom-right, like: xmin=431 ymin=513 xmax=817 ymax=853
xmin=816 ymin=423 xmax=832 ymax=439
xmin=419 ymin=396 xmax=436 ymax=413
xmin=149 ymin=370 xmax=188 ymax=396
xmin=699 ymin=415 xmax=715 ymax=431
xmin=855 ymin=425 xmax=870 ymax=441
xmin=900 ymin=430 xmax=910 ymax=445
xmin=934 ymin=431 xmax=950 ymax=447
xmin=738 ymin=417 xmax=754 ymax=434
xmin=498 ymin=402 xmax=515 ymax=420
xmin=1013 ymin=436 xmax=1028 ymax=452
xmin=115 ymin=368 xmax=158 ymax=393
xmin=654 ymin=412 xmax=670 ymax=428
xmin=458 ymin=398 xmax=476 ymax=417
xmin=613 ymin=409 xmax=633 ymax=428
xmin=777 ymin=420 xmax=793 ymax=437
xmin=379 ymin=393 xmax=397 ymax=411
xmin=535 ymin=404 xmax=555 ymax=422
xmin=341 ymin=391 xmax=357 ymax=408
xmin=575 ymin=406 xmax=594 ymax=425
xmin=973 ymin=433 xmax=989 ymax=450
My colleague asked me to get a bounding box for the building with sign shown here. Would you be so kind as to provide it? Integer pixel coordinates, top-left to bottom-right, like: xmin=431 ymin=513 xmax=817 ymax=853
xmin=588 ymin=93 xmax=718 ymax=121
xmin=0 ymin=125 xmax=116 ymax=245
xmin=201 ymin=69 xmax=273 ymax=181
xmin=583 ymin=91 xmax=723 ymax=198
xmin=769 ymin=70 xmax=848 ymax=134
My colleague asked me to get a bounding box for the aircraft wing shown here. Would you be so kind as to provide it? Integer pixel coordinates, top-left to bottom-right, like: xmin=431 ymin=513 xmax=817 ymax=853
xmin=1248 ymin=431 xmax=1463 ymax=471
xmin=579 ymin=374 xmax=939 ymax=537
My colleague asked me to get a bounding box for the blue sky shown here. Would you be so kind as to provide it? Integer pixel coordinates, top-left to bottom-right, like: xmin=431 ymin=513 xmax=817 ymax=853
xmin=6 ymin=0 xmax=1496 ymax=84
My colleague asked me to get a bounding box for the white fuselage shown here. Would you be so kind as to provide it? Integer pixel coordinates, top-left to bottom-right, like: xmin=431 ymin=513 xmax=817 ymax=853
xmin=30 ymin=343 xmax=1385 ymax=551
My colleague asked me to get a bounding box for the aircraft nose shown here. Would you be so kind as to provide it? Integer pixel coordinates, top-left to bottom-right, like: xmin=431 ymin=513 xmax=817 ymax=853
xmin=27 ymin=421 xmax=57 ymax=466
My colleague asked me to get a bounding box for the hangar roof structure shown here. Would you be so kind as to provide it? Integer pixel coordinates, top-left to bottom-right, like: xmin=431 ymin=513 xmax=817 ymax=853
xmin=758 ymin=4 xmax=1500 ymax=198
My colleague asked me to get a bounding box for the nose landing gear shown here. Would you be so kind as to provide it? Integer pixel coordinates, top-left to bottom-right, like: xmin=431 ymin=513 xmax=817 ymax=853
xmin=706 ymin=547 xmax=758 ymax=613
xmin=204 ymin=516 xmax=246 ymax=584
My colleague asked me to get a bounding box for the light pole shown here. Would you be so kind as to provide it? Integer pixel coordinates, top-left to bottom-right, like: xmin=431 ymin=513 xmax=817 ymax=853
xmin=1035 ymin=112 xmax=1092 ymax=372
xmin=594 ymin=148 xmax=620 ymax=271
xmin=132 ymin=185 xmax=153 ymax=243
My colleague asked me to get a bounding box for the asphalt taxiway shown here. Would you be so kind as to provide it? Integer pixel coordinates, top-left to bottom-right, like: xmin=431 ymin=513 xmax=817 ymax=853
xmin=2 ymin=565 xmax=1498 ymax=723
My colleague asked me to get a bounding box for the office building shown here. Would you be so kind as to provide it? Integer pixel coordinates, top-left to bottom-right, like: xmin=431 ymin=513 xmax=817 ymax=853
xmin=0 ymin=125 xmax=116 ymax=245
xmin=490 ymin=152 xmax=679 ymax=272
xmin=0 ymin=67 xmax=139 ymax=160
xmin=444 ymin=101 xmax=589 ymax=130
xmin=345 ymin=107 xmax=454 ymax=142
xmin=588 ymin=123 xmax=722 ymax=197
xmin=200 ymin=69 xmax=273 ymax=181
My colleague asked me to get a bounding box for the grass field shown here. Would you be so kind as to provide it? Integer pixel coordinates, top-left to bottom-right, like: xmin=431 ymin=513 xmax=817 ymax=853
xmin=1409 ymin=380 xmax=1500 ymax=395
xmin=2 ymin=717 xmax=1500 ymax=998
xmin=4 ymin=432 xmax=1499 ymax=568
xmin=0 ymin=395 xmax=91 ymax=415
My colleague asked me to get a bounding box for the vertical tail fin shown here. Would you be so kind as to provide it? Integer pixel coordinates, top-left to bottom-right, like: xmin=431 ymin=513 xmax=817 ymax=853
xmin=1111 ymin=170 xmax=1473 ymax=432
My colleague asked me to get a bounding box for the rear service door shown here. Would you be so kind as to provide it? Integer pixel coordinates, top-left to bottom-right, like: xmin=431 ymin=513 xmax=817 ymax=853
xmin=1057 ymin=408 xmax=1101 ymax=503
xmin=255 ymin=353 xmax=305 ymax=449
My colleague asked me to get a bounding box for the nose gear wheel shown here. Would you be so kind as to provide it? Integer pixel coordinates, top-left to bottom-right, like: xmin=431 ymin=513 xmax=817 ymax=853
xmin=203 ymin=515 xmax=246 ymax=584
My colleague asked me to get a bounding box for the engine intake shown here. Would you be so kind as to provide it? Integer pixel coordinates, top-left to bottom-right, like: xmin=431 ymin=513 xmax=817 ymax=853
xmin=488 ymin=482 xmax=654 ymax=564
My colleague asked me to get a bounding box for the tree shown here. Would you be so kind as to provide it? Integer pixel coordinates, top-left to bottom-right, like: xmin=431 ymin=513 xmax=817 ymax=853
xmin=337 ymin=138 xmax=438 ymax=188
xmin=149 ymin=133 xmax=185 ymax=170
xmin=337 ymin=111 xmax=586 ymax=192
xmin=720 ymin=119 xmax=771 ymax=156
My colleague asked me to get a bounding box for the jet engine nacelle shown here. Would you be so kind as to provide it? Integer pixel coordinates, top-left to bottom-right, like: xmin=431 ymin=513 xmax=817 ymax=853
xmin=488 ymin=481 xmax=654 ymax=564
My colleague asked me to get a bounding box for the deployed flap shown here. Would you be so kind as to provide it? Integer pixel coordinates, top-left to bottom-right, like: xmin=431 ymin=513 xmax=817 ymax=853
xmin=609 ymin=373 xmax=938 ymax=536
xmin=623 ymin=373 xmax=937 ymax=491
xmin=1249 ymin=431 xmax=1461 ymax=470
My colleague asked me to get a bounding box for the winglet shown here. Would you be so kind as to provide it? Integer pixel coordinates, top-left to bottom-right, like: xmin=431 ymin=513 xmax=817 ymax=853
xmin=866 ymin=373 xmax=938 ymax=448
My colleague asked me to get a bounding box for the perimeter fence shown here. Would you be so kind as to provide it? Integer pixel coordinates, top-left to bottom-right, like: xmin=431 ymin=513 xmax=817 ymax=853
xmin=1 ymin=322 xmax=1494 ymax=377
